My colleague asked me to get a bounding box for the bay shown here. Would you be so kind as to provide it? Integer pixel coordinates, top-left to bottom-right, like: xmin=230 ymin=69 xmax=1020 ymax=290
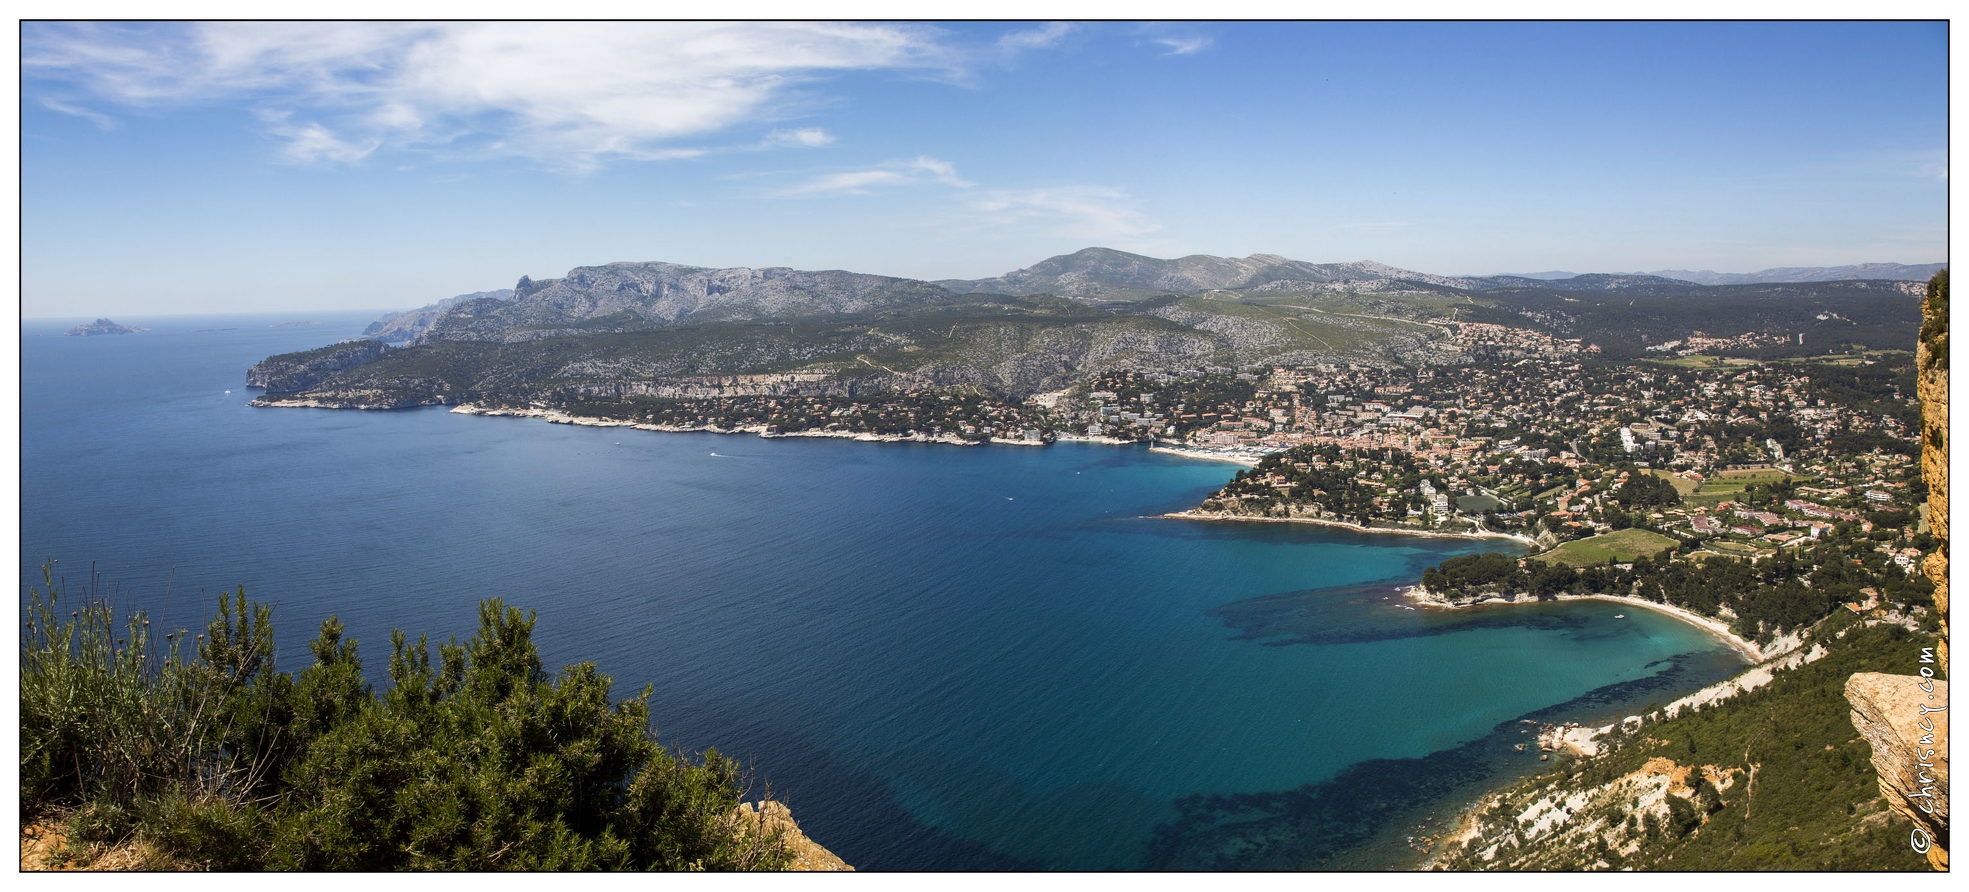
xmin=19 ymin=313 xmax=1747 ymax=870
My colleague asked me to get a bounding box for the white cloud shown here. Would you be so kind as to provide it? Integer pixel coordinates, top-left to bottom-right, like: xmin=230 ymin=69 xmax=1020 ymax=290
xmin=22 ymin=22 xmax=954 ymax=169
xmin=906 ymin=156 xmax=972 ymax=187
xmin=777 ymin=169 xmax=912 ymax=197
xmin=38 ymin=97 xmax=115 ymax=129
xmin=762 ymin=128 xmax=836 ymax=149
xmin=275 ymin=121 xmax=380 ymax=165
xmin=999 ymin=23 xmax=1075 ymax=51
xmin=773 ymin=156 xmax=972 ymax=197
xmin=1153 ymin=35 xmax=1213 ymax=56
xmin=966 ymin=186 xmax=1160 ymax=241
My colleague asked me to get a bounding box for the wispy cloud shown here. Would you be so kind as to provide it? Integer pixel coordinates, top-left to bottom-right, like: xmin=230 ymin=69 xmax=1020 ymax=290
xmin=773 ymin=156 xmax=973 ymax=197
xmin=999 ymin=23 xmax=1076 ymax=51
xmin=1152 ymin=35 xmax=1213 ymax=56
xmin=39 ymin=97 xmax=115 ymax=129
xmin=762 ymin=128 xmax=836 ymax=149
xmin=23 ymin=22 xmax=955 ymax=170
xmin=269 ymin=119 xmax=380 ymax=165
xmin=966 ymin=186 xmax=1160 ymax=241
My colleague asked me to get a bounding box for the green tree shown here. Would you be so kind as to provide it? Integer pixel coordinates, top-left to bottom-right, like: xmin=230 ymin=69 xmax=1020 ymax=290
xmin=22 ymin=569 xmax=792 ymax=871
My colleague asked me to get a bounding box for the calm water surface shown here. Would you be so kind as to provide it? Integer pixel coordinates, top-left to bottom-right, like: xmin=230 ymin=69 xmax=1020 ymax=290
xmin=20 ymin=314 xmax=1747 ymax=869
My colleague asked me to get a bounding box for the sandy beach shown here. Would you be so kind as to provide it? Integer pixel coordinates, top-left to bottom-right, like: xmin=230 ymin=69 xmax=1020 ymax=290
xmin=1146 ymin=445 xmax=1264 ymax=466
xmin=1402 ymin=586 xmax=1767 ymax=662
xmin=1162 ymin=509 xmax=1540 ymax=546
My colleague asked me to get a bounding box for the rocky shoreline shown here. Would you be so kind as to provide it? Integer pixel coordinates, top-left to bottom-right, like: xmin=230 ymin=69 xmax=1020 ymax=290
xmin=250 ymin=393 xmax=1319 ymax=470
xmin=253 ymin=400 xmax=1302 ymax=464
xmin=250 ymin=396 xmax=445 ymax=410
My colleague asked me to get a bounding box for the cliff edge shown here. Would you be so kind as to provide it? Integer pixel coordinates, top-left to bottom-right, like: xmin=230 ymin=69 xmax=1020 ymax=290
xmin=1917 ymin=269 xmax=1948 ymax=668
xmin=1841 ymin=269 xmax=1950 ymax=871
xmin=735 ymin=801 xmax=852 ymax=871
xmin=1847 ymin=673 xmax=1948 ymax=869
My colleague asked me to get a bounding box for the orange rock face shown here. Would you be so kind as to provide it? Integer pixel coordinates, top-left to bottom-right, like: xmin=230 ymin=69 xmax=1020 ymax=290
xmin=1916 ymin=270 xmax=1947 ymax=668
xmin=1847 ymin=672 xmax=1949 ymax=870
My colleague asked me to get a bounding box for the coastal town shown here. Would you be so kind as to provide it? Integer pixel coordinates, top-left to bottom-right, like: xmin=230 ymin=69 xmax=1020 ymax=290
xmin=1158 ymin=336 xmax=1933 ymax=651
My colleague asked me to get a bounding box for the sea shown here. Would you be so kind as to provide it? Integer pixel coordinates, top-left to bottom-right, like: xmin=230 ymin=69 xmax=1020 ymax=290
xmin=19 ymin=312 xmax=1750 ymax=870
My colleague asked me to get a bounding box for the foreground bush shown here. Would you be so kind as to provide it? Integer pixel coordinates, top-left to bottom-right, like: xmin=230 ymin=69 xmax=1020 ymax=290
xmin=20 ymin=565 xmax=789 ymax=870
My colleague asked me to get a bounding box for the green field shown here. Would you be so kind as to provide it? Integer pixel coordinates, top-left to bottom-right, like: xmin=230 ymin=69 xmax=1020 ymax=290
xmin=1688 ymin=468 xmax=1801 ymax=506
xmin=1642 ymin=468 xmax=1701 ymax=496
xmin=1535 ymin=528 xmax=1679 ymax=567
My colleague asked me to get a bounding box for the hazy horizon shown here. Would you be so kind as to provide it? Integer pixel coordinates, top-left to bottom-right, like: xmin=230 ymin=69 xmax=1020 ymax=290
xmin=22 ymin=249 xmax=1951 ymax=323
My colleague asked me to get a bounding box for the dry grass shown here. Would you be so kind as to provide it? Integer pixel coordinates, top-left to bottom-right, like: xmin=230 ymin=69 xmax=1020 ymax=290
xmin=20 ymin=821 xmax=183 ymax=871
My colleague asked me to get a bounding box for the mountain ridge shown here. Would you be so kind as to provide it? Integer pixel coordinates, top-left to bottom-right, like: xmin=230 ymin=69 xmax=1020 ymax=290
xmin=358 ymin=248 xmax=1944 ymax=345
xmin=1633 ymin=262 xmax=1946 ymax=286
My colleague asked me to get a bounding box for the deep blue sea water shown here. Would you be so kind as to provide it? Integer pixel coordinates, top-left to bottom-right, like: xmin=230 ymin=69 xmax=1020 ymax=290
xmin=20 ymin=313 xmax=1748 ymax=870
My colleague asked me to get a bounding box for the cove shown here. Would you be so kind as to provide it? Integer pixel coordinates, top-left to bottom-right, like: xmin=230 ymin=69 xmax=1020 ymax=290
xmin=20 ymin=314 xmax=1748 ymax=869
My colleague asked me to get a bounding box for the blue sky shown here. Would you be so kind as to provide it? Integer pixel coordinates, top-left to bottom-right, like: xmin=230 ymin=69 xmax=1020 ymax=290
xmin=20 ymin=21 xmax=1950 ymax=316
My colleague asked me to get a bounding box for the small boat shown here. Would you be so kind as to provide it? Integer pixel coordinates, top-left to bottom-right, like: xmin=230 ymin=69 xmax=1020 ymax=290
xmin=1614 ymin=614 xmax=1625 ymax=618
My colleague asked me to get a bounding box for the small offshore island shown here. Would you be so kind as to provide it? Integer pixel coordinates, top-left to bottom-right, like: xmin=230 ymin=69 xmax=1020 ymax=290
xmin=239 ymin=249 xmax=1948 ymax=871
xmin=65 ymin=317 xmax=146 ymax=336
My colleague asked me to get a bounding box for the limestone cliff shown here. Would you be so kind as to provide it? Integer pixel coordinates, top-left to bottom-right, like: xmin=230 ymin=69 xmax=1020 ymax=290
xmin=1918 ymin=269 xmax=1947 ymax=667
xmin=1838 ymin=268 xmax=1951 ymax=871
xmin=1847 ymin=673 xmax=1949 ymax=869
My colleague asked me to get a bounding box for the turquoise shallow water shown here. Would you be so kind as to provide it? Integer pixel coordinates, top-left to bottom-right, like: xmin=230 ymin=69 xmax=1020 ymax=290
xmin=20 ymin=314 xmax=1747 ymax=869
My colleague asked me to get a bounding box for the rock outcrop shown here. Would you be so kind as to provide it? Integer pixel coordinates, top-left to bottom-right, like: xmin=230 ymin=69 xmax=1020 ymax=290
xmin=1847 ymin=672 xmax=1949 ymax=869
xmin=733 ymin=801 xmax=851 ymax=871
